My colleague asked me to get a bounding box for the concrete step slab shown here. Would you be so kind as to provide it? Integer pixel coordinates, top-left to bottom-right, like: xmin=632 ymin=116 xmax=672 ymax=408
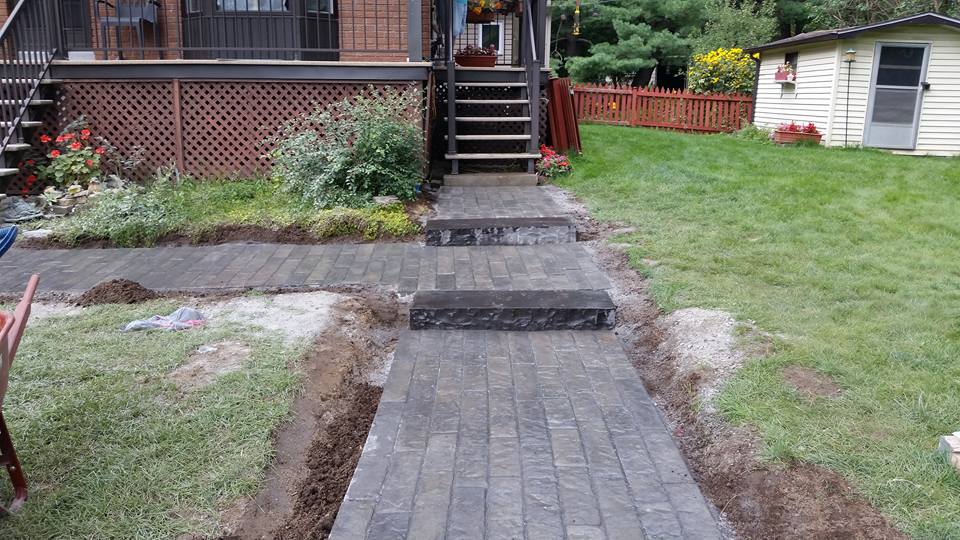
xmin=425 ymin=217 xmax=576 ymax=246
xmin=443 ymin=173 xmax=539 ymax=187
xmin=410 ymin=289 xmax=616 ymax=331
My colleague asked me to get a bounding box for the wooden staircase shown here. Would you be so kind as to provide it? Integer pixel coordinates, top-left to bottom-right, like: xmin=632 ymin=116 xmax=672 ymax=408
xmin=0 ymin=0 xmax=61 ymax=192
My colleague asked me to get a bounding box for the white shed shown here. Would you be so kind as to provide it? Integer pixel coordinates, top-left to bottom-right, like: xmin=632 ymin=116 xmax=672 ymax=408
xmin=749 ymin=12 xmax=960 ymax=155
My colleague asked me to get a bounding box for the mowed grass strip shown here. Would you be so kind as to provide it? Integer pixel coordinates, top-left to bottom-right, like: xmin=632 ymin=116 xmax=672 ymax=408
xmin=557 ymin=124 xmax=960 ymax=537
xmin=0 ymin=301 xmax=300 ymax=539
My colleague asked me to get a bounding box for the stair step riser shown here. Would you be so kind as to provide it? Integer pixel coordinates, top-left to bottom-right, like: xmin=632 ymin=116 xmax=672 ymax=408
xmin=410 ymin=290 xmax=616 ymax=331
xmin=443 ymin=173 xmax=539 ymax=186
xmin=425 ymin=218 xmax=576 ymax=246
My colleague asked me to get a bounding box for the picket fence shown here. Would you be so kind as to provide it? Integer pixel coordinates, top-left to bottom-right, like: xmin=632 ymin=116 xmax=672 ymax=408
xmin=571 ymin=83 xmax=754 ymax=133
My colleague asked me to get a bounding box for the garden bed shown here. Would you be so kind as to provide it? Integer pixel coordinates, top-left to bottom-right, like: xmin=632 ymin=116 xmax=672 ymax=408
xmin=14 ymin=180 xmax=429 ymax=249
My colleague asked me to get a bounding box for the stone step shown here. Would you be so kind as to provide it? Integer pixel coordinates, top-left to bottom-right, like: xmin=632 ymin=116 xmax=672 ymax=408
xmin=425 ymin=216 xmax=576 ymax=246
xmin=445 ymin=134 xmax=532 ymax=141
xmin=410 ymin=289 xmax=616 ymax=331
xmin=443 ymin=173 xmax=539 ymax=186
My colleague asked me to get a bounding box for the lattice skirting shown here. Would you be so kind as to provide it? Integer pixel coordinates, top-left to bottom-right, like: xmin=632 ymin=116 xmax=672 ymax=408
xmin=40 ymin=80 xmax=425 ymax=181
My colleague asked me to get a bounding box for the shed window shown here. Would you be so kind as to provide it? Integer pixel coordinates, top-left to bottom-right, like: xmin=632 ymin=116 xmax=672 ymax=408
xmin=784 ymin=51 xmax=798 ymax=70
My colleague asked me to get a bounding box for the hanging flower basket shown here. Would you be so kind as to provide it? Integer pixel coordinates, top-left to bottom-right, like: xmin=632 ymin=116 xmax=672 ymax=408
xmin=466 ymin=11 xmax=496 ymax=23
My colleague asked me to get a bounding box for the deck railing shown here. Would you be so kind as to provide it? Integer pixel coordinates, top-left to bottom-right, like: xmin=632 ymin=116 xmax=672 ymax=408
xmin=56 ymin=0 xmax=421 ymax=61
xmin=572 ymin=84 xmax=754 ymax=133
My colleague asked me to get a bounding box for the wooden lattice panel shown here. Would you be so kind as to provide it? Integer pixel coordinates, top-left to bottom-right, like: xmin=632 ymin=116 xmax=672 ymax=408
xmin=37 ymin=80 xmax=423 ymax=182
xmin=53 ymin=82 xmax=178 ymax=180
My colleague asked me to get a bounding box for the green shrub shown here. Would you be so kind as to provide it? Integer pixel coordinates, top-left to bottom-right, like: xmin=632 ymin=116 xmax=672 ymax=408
xmin=270 ymin=86 xmax=424 ymax=209
xmin=732 ymin=123 xmax=772 ymax=143
xmin=54 ymin=183 xmax=184 ymax=247
xmin=312 ymin=204 xmax=420 ymax=240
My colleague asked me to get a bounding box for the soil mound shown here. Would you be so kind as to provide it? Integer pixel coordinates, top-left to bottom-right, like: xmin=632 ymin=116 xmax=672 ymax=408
xmin=75 ymin=279 xmax=159 ymax=306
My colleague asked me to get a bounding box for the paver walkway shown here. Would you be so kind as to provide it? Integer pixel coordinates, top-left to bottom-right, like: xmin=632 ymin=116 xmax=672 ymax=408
xmin=331 ymin=186 xmax=722 ymax=539
xmin=332 ymin=330 xmax=720 ymax=540
xmin=0 ymin=243 xmax=608 ymax=295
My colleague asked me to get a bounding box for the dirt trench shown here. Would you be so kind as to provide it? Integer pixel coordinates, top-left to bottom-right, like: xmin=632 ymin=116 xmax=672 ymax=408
xmin=220 ymin=287 xmax=404 ymax=540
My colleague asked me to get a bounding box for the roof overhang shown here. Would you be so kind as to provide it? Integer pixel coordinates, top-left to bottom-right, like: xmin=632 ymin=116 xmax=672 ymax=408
xmin=747 ymin=12 xmax=960 ymax=52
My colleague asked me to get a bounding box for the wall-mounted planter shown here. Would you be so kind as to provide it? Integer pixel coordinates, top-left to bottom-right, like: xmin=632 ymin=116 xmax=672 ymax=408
xmin=774 ymin=71 xmax=797 ymax=82
xmin=773 ymin=130 xmax=822 ymax=145
xmin=466 ymin=11 xmax=496 ymax=23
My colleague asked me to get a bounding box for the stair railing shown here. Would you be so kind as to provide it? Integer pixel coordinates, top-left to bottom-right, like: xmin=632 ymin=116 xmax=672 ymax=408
xmin=0 ymin=0 xmax=61 ymax=159
xmin=520 ymin=0 xmax=542 ymax=171
xmin=445 ymin=0 xmax=458 ymax=173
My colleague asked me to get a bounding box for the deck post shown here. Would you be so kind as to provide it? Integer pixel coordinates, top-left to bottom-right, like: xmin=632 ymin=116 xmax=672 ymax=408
xmin=446 ymin=0 xmax=458 ymax=174
xmin=408 ymin=0 xmax=422 ymax=61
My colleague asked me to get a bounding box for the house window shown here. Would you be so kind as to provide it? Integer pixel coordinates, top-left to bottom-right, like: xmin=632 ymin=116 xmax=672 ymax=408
xmin=306 ymin=0 xmax=333 ymax=14
xmin=477 ymin=22 xmax=504 ymax=55
xmin=216 ymin=0 xmax=288 ymax=12
xmin=784 ymin=51 xmax=799 ymax=70
xmin=186 ymin=0 xmax=202 ymax=13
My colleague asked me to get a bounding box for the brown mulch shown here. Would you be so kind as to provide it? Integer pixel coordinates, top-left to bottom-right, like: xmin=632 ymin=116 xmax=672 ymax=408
xmin=74 ymin=279 xmax=159 ymax=306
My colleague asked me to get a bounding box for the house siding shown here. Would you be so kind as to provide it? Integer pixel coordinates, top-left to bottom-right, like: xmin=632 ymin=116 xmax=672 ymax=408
xmin=829 ymin=25 xmax=960 ymax=155
xmin=753 ymin=42 xmax=839 ymax=139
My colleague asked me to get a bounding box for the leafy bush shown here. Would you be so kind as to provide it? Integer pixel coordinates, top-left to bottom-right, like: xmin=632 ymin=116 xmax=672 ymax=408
xmin=54 ymin=183 xmax=184 ymax=247
xmin=732 ymin=123 xmax=772 ymax=143
xmin=270 ymin=86 xmax=424 ymax=209
xmin=687 ymin=47 xmax=756 ymax=94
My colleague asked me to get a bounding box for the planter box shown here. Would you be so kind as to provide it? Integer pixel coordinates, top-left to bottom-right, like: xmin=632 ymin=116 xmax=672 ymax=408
xmin=774 ymin=71 xmax=796 ymax=82
xmin=455 ymin=54 xmax=497 ymax=68
xmin=773 ymin=130 xmax=822 ymax=145
xmin=467 ymin=11 xmax=496 ymax=23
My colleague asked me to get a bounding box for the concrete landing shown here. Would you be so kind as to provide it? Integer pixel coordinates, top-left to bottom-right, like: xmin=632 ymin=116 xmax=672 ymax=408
xmin=330 ymin=330 xmax=722 ymax=540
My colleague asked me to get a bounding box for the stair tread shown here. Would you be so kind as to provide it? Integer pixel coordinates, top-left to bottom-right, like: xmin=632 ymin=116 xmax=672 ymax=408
xmin=452 ymin=99 xmax=529 ymax=104
xmin=0 ymin=168 xmax=19 ymax=176
xmin=447 ymin=134 xmax=532 ymax=140
xmin=0 ymin=98 xmax=54 ymax=106
xmin=4 ymin=143 xmax=30 ymax=151
xmin=455 ymin=82 xmax=527 ymax=87
xmin=446 ymin=152 xmax=541 ymax=159
xmin=446 ymin=116 xmax=531 ymax=122
xmin=412 ymin=289 xmax=614 ymax=309
xmin=0 ymin=120 xmax=42 ymax=128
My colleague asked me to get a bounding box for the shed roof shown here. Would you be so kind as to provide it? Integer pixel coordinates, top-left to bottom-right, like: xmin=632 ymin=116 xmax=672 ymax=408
xmin=748 ymin=12 xmax=960 ymax=52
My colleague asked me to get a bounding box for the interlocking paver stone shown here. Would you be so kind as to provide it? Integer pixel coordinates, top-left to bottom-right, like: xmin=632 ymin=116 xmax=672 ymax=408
xmin=0 ymin=243 xmax=609 ymax=295
xmin=434 ymin=186 xmax=568 ymax=220
xmin=330 ymin=330 xmax=721 ymax=539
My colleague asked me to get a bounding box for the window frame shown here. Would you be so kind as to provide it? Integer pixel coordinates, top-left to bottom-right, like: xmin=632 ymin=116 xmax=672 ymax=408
xmin=476 ymin=21 xmax=505 ymax=56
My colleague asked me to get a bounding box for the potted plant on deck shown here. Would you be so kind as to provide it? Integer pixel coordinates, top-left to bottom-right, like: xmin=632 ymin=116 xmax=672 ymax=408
xmin=454 ymin=45 xmax=498 ymax=68
xmin=773 ymin=121 xmax=822 ymax=144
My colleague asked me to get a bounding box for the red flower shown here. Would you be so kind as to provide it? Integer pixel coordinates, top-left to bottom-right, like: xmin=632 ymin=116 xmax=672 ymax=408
xmin=94 ymin=146 xmax=105 ymax=155
xmin=25 ymin=174 xmax=36 ymax=183
xmin=55 ymin=135 xmax=64 ymax=143
xmin=25 ymin=159 xmax=34 ymax=166
xmin=69 ymin=141 xmax=82 ymax=151
xmin=39 ymin=134 xmax=51 ymax=143
xmin=62 ymin=132 xmax=74 ymax=140
xmin=80 ymin=128 xmax=91 ymax=140
xmin=49 ymin=149 xmax=61 ymax=158
xmin=85 ymin=159 xmax=94 ymax=167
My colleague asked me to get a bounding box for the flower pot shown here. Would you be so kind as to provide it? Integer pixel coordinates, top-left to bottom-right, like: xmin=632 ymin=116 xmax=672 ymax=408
xmin=774 ymin=71 xmax=796 ymax=82
xmin=455 ymin=54 xmax=497 ymax=68
xmin=773 ymin=130 xmax=822 ymax=145
xmin=467 ymin=11 xmax=496 ymax=23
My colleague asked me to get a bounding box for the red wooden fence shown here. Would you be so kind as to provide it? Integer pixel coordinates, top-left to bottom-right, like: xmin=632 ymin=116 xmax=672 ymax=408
xmin=571 ymin=84 xmax=754 ymax=133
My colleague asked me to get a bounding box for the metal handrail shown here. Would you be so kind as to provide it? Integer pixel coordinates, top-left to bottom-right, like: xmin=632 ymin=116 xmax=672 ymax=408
xmin=0 ymin=0 xmax=59 ymax=161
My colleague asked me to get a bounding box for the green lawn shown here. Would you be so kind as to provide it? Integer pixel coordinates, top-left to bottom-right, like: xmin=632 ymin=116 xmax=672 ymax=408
xmin=0 ymin=301 xmax=300 ymax=539
xmin=557 ymin=125 xmax=960 ymax=538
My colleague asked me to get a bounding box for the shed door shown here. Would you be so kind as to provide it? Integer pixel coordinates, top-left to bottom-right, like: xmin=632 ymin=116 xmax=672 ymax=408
xmin=863 ymin=43 xmax=929 ymax=150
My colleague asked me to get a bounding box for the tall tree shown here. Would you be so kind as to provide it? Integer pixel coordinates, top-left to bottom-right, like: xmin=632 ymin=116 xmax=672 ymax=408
xmin=553 ymin=0 xmax=708 ymax=84
xmin=807 ymin=0 xmax=960 ymax=28
xmin=691 ymin=0 xmax=779 ymax=52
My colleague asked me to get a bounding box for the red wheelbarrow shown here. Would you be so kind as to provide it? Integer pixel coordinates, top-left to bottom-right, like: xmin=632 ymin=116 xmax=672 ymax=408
xmin=0 ymin=274 xmax=38 ymax=514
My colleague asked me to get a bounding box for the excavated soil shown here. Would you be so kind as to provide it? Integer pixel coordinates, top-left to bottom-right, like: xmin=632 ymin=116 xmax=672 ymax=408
xmin=74 ymin=279 xmax=159 ymax=306
xmin=221 ymin=286 xmax=402 ymax=540
xmin=571 ymin=190 xmax=907 ymax=539
xmin=782 ymin=365 xmax=843 ymax=402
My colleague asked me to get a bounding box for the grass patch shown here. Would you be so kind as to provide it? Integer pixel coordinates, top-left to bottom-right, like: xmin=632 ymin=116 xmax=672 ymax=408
xmin=46 ymin=179 xmax=420 ymax=247
xmin=556 ymin=125 xmax=960 ymax=537
xmin=0 ymin=301 xmax=300 ymax=538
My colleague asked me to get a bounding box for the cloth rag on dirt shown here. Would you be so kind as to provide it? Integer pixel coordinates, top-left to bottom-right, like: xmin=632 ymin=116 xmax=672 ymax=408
xmin=0 ymin=198 xmax=42 ymax=224
xmin=123 ymin=307 xmax=206 ymax=332
xmin=0 ymin=226 xmax=16 ymax=259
